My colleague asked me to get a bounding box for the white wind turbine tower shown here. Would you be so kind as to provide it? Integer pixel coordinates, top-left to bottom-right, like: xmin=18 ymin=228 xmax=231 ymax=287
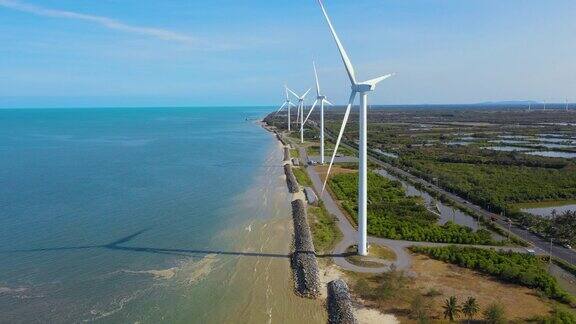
xmin=287 ymin=87 xmax=312 ymax=143
xmin=303 ymin=61 xmax=334 ymax=164
xmin=318 ymin=0 xmax=394 ymax=256
xmin=276 ymin=86 xmax=297 ymax=131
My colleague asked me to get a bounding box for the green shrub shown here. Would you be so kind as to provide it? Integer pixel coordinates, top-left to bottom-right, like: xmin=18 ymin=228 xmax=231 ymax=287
xmin=411 ymin=246 xmax=573 ymax=304
xmin=329 ymin=172 xmax=498 ymax=245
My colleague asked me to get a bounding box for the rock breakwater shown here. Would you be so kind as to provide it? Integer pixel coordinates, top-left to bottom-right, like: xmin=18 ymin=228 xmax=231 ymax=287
xmin=291 ymin=199 xmax=320 ymax=298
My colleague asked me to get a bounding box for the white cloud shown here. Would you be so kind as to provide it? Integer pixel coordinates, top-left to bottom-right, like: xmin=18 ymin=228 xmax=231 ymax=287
xmin=0 ymin=0 xmax=196 ymax=44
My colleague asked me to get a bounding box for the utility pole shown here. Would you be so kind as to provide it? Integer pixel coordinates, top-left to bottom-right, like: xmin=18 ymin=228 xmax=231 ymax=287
xmin=549 ymin=235 xmax=554 ymax=268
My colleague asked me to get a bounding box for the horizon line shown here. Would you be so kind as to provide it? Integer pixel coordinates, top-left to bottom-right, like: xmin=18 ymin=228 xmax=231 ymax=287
xmin=0 ymin=101 xmax=573 ymax=110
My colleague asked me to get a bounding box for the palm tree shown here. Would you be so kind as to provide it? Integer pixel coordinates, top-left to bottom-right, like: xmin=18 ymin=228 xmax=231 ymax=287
xmin=462 ymin=297 xmax=480 ymax=322
xmin=443 ymin=296 xmax=461 ymax=321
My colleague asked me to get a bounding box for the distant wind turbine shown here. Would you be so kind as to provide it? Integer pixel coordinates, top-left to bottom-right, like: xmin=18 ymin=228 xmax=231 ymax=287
xmin=543 ymin=100 xmax=547 ymax=111
xmin=566 ymin=98 xmax=569 ymax=111
xmin=303 ymin=61 xmax=334 ymax=164
xmin=276 ymin=86 xmax=297 ymax=131
xmin=287 ymin=87 xmax=312 ymax=144
xmin=318 ymin=0 xmax=394 ymax=256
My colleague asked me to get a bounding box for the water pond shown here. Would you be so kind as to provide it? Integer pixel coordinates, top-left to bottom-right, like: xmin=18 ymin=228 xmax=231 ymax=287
xmin=518 ymin=201 xmax=576 ymax=218
xmin=376 ymin=170 xmax=498 ymax=235
xmin=481 ymin=146 xmax=532 ymax=152
xmin=524 ymin=151 xmax=576 ymax=159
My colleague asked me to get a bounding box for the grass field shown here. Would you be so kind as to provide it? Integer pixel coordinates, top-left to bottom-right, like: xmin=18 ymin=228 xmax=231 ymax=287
xmin=292 ymin=167 xmax=313 ymax=187
xmin=307 ymin=202 xmax=342 ymax=254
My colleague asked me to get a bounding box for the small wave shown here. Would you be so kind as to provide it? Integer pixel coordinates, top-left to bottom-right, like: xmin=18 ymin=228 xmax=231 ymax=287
xmin=85 ymin=291 xmax=142 ymax=322
xmin=0 ymin=286 xmax=29 ymax=296
xmin=121 ymin=268 xmax=177 ymax=280
xmin=118 ymin=254 xmax=219 ymax=284
xmin=180 ymin=255 xmax=219 ymax=285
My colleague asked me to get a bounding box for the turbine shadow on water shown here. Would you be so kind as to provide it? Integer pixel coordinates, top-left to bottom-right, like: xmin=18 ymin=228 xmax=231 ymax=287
xmin=1 ymin=229 xmax=350 ymax=259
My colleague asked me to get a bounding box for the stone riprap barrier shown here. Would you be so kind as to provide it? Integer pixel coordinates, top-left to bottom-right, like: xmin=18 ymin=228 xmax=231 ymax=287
xmin=284 ymin=147 xmax=291 ymax=162
xmin=284 ymin=164 xmax=299 ymax=193
xmin=290 ymin=199 xmax=320 ymax=298
xmin=276 ymin=133 xmax=287 ymax=146
xmin=327 ymin=279 xmax=357 ymax=324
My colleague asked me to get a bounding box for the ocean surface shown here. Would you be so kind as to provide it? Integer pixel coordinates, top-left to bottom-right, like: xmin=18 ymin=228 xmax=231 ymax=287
xmin=0 ymin=108 xmax=325 ymax=323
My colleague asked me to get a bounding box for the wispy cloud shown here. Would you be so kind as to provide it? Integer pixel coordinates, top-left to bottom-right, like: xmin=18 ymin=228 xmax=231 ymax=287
xmin=0 ymin=0 xmax=196 ymax=44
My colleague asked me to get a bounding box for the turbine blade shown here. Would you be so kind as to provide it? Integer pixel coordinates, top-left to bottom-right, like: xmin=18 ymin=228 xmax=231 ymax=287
xmin=318 ymin=0 xmax=357 ymax=85
xmin=304 ymin=99 xmax=319 ymax=125
xmin=322 ymin=91 xmax=357 ymax=193
xmin=286 ymin=87 xmax=299 ymax=99
xmin=313 ymin=61 xmax=321 ymax=97
xmin=302 ymin=88 xmax=312 ymax=99
xmin=284 ymin=86 xmax=289 ymax=100
xmin=324 ymin=98 xmax=334 ymax=106
xmin=276 ymin=101 xmax=287 ymax=113
xmin=365 ymin=73 xmax=394 ymax=87
xmin=289 ymin=102 xmax=297 ymax=108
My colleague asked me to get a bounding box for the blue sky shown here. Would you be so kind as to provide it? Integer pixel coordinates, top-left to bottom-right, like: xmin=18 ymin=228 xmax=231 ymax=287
xmin=1 ymin=0 xmax=575 ymax=108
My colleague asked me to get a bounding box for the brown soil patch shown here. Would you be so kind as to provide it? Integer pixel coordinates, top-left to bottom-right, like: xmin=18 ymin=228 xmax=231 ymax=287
xmin=410 ymin=254 xmax=552 ymax=321
xmin=315 ymin=165 xmax=356 ymax=182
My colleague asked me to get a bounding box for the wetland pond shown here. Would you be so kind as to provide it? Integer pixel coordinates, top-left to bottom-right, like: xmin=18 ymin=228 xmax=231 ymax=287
xmin=375 ymin=170 xmax=504 ymax=241
xmin=517 ymin=201 xmax=576 ymax=218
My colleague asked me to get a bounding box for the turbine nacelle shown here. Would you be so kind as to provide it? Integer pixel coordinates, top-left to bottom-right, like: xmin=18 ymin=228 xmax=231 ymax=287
xmin=353 ymin=73 xmax=395 ymax=93
xmin=353 ymin=83 xmax=375 ymax=93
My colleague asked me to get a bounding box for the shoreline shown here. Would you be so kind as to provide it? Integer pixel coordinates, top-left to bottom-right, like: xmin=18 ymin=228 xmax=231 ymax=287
xmin=202 ymin=123 xmax=326 ymax=323
xmin=263 ymin=122 xmax=400 ymax=324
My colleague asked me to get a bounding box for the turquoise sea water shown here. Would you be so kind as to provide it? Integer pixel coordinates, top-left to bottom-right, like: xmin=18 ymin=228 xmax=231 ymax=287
xmin=0 ymin=107 xmax=279 ymax=322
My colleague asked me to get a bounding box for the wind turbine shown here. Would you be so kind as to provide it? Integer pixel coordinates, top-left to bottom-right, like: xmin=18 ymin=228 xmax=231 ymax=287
xmin=303 ymin=61 xmax=334 ymax=164
xmin=566 ymin=98 xmax=569 ymax=111
xmin=276 ymin=86 xmax=297 ymax=131
xmin=318 ymin=0 xmax=394 ymax=256
xmin=287 ymin=87 xmax=311 ymax=143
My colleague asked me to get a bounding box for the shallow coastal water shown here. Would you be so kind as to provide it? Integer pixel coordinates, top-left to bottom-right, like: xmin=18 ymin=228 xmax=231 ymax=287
xmin=0 ymin=108 xmax=325 ymax=323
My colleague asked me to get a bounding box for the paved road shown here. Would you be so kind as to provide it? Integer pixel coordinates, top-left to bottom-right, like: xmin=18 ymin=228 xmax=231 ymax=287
xmin=313 ymin=126 xmax=576 ymax=266
xmin=297 ymin=145 xmax=530 ymax=274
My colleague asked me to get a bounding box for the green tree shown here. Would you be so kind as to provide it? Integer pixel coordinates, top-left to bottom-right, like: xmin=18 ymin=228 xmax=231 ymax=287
xmin=483 ymin=303 xmax=506 ymax=324
xmin=442 ymin=296 xmax=461 ymax=321
xmin=461 ymin=297 xmax=480 ymax=322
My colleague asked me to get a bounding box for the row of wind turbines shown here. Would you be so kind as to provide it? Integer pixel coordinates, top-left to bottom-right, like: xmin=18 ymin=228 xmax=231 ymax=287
xmin=528 ymin=99 xmax=572 ymax=112
xmin=276 ymin=0 xmax=394 ymax=256
xmin=277 ymin=62 xmax=333 ymax=163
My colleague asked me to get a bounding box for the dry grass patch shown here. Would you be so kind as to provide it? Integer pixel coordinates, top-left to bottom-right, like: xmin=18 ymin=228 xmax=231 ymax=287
xmin=410 ymin=253 xmax=553 ymax=321
xmin=345 ymin=245 xmax=397 ymax=268
xmin=315 ymin=165 xmax=356 ymax=183
xmin=343 ymin=253 xmax=557 ymax=323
